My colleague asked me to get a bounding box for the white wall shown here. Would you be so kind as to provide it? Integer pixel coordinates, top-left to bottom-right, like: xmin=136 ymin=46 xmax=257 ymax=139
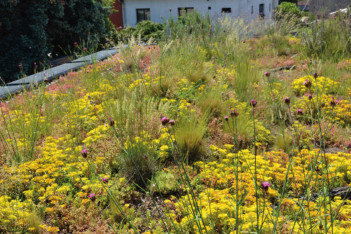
xmin=123 ymin=0 xmax=279 ymax=27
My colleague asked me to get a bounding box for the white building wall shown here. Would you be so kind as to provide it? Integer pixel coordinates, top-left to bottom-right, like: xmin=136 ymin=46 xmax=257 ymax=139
xmin=123 ymin=0 xmax=279 ymax=27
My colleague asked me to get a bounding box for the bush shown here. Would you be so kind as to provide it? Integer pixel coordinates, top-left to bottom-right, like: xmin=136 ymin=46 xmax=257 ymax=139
xmin=275 ymin=2 xmax=302 ymax=19
xmin=113 ymin=21 xmax=164 ymax=43
xmin=134 ymin=21 xmax=165 ymax=41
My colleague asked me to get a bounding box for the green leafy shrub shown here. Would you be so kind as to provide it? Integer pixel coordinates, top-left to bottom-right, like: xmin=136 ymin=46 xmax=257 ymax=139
xmin=134 ymin=21 xmax=165 ymax=41
xmin=275 ymin=2 xmax=302 ymax=20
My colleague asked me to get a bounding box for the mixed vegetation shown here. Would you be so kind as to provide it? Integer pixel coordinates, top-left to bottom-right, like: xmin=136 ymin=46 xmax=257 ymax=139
xmin=1 ymin=8 xmax=351 ymax=233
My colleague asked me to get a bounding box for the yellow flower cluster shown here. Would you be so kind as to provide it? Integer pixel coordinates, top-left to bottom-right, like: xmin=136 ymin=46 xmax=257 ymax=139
xmin=0 ymin=196 xmax=33 ymax=231
xmin=292 ymin=75 xmax=339 ymax=96
xmin=168 ymin=147 xmax=351 ymax=233
xmin=128 ymin=73 xmax=164 ymax=91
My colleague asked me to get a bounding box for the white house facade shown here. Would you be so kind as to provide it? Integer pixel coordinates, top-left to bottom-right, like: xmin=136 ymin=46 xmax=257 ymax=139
xmin=122 ymin=0 xmax=280 ymax=27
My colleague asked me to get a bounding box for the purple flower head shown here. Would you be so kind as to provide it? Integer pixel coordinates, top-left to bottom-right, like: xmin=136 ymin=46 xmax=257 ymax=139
xmin=307 ymin=94 xmax=313 ymax=100
xmin=81 ymin=149 xmax=88 ymax=158
xmin=88 ymin=193 xmax=96 ymax=201
xmin=264 ymin=71 xmax=270 ymax=77
xmin=84 ymin=47 xmax=87 ymax=51
xmin=109 ymin=117 xmax=115 ymax=127
xmin=161 ymin=117 xmax=169 ymax=125
xmin=303 ymin=79 xmax=312 ymax=89
xmin=18 ymin=64 xmax=22 ymax=67
xmin=313 ymin=72 xmax=318 ymax=79
xmin=102 ymin=178 xmax=109 ymax=183
xmin=250 ymin=99 xmax=257 ymax=108
xmin=169 ymin=120 xmax=175 ymax=126
xmin=169 ymin=9 xmax=172 ymax=12
xmin=284 ymin=97 xmax=290 ymax=105
xmin=243 ymin=40 xmax=246 ymax=43
xmin=74 ymin=42 xmax=78 ymax=46
xmin=230 ymin=109 xmax=239 ymax=117
xmin=224 ymin=115 xmax=229 ymax=121
xmin=297 ymin=109 xmax=303 ymax=115
xmin=261 ymin=181 xmax=271 ymax=190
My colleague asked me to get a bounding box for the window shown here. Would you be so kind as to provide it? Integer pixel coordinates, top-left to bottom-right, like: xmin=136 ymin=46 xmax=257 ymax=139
xmin=251 ymin=5 xmax=253 ymax=14
xmin=178 ymin=7 xmax=194 ymax=17
xmin=136 ymin=8 xmax=150 ymax=23
xmin=208 ymin=7 xmax=211 ymax=10
xmin=259 ymin=4 xmax=264 ymax=15
xmin=221 ymin=8 xmax=231 ymax=13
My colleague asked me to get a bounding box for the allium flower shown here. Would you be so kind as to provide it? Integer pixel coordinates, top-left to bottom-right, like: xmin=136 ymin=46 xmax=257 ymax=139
xmin=161 ymin=117 xmax=169 ymax=125
xmin=250 ymin=99 xmax=257 ymax=107
xmin=297 ymin=109 xmax=303 ymax=115
xmin=284 ymin=97 xmax=290 ymax=105
xmin=102 ymin=178 xmax=109 ymax=183
xmin=81 ymin=149 xmax=88 ymax=158
xmin=303 ymin=79 xmax=312 ymax=88
xmin=109 ymin=117 xmax=115 ymax=127
xmin=169 ymin=120 xmax=175 ymax=125
xmin=230 ymin=109 xmax=239 ymax=117
xmin=224 ymin=115 xmax=229 ymax=121
xmin=88 ymin=193 xmax=96 ymax=201
xmin=261 ymin=181 xmax=271 ymax=190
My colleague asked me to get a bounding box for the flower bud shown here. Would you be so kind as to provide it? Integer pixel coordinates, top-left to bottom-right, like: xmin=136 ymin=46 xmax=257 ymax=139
xmin=82 ymin=149 xmax=88 ymax=158
xmin=303 ymin=79 xmax=312 ymax=89
xmin=88 ymin=193 xmax=96 ymax=201
xmin=250 ymin=99 xmax=257 ymax=107
xmin=230 ymin=109 xmax=239 ymax=117
xmin=284 ymin=97 xmax=290 ymax=105
xmin=261 ymin=181 xmax=271 ymax=191
xmin=161 ymin=117 xmax=169 ymax=125
xmin=109 ymin=117 xmax=115 ymax=127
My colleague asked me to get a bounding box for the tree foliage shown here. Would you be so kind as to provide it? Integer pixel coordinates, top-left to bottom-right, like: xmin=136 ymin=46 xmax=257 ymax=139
xmin=0 ymin=0 xmax=111 ymax=83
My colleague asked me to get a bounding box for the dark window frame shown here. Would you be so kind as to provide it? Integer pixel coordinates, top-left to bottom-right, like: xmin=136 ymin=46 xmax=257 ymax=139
xmin=136 ymin=8 xmax=150 ymax=23
xmin=178 ymin=7 xmax=194 ymax=17
xmin=221 ymin=8 xmax=232 ymax=13
xmin=259 ymin=4 xmax=264 ymax=14
xmin=259 ymin=4 xmax=265 ymax=18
